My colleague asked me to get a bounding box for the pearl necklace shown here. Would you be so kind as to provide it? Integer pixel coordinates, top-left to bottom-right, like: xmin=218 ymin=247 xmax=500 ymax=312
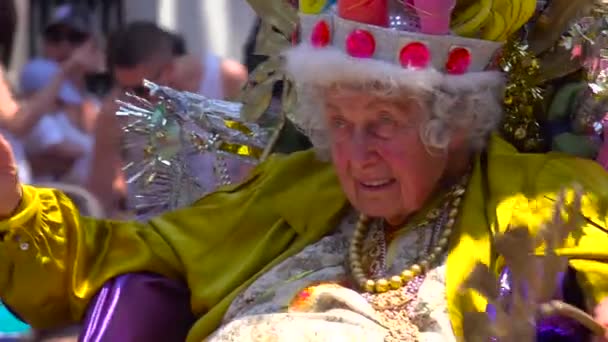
xmin=348 ymin=176 xmax=469 ymax=294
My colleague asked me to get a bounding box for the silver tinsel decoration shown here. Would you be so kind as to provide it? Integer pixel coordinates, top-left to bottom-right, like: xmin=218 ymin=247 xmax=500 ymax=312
xmin=118 ymin=80 xmax=271 ymax=218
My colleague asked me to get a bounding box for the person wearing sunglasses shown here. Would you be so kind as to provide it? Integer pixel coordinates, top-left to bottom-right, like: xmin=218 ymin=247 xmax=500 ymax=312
xmin=41 ymin=4 xmax=92 ymax=64
xmin=23 ymin=4 xmax=103 ymax=100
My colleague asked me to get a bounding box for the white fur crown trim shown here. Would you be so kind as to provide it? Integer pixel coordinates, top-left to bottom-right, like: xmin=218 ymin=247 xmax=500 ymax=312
xmin=284 ymin=44 xmax=506 ymax=93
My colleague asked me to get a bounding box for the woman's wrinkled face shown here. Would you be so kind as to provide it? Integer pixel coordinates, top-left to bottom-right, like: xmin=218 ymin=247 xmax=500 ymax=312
xmin=325 ymin=88 xmax=447 ymax=225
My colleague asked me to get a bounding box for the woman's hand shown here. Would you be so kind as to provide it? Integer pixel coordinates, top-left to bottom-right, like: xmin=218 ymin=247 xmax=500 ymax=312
xmin=0 ymin=134 xmax=21 ymax=218
xmin=594 ymin=297 xmax=608 ymax=341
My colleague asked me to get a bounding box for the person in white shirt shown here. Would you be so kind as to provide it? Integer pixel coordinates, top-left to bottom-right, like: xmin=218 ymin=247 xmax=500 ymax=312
xmin=0 ymin=59 xmax=88 ymax=185
xmin=19 ymin=58 xmax=95 ymax=185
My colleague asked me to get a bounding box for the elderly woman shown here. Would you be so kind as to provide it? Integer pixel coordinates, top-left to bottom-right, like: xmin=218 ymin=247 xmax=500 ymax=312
xmin=1 ymin=0 xmax=608 ymax=341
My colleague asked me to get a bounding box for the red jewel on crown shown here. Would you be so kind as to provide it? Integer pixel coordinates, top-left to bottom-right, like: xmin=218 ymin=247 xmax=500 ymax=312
xmin=399 ymin=42 xmax=431 ymax=69
xmin=446 ymin=47 xmax=472 ymax=75
xmin=346 ymin=29 xmax=376 ymax=58
xmin=311 ymin=20 xmax=331 ymax=48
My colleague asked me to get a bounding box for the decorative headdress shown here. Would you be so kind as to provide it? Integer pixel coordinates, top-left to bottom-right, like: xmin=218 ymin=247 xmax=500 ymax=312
xmin=248 ymin=0 xmax=543 ymax=151
xmin=242 ymin=0 xmax=608 ymax=152
xmin=290 ymin=0 xmax=506 ymax=80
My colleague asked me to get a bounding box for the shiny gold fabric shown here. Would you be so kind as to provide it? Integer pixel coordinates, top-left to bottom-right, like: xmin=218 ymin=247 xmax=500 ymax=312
xmin=0 ymin=136 xmax=608 ymax=341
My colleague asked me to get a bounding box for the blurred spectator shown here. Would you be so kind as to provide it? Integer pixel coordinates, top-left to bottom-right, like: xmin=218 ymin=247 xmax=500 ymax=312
xmin=15 ymin=4 xmax=102 ymax=186
xmin=0 ymin=58 xmax=94 ymax=186
xmin=42 ymin=4 xmax=93 ymax=63
xmin=172 ymin=33 xmax=188 ymax=56
xmin=20 ymin=59 xmax=93 ymax=185
xmin=89 ymin=22 xmax=248 ymax=214
xmin=0 ymin=0 xmax=16 ymax=68
xmin=107 ymin=21 xmax=247 ymax=100
xmin=26 ymin=4 xmax=104 ymax=98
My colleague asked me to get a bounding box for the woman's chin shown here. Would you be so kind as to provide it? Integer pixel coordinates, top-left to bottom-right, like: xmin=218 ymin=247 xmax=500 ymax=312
xmin=356 ymin=204 xmax=404 ymax=222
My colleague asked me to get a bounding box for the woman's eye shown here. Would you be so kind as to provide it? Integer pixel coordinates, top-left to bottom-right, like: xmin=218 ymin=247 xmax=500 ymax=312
xmin=329 ymin=117 xmax=351 ymax=140
xmin=373 ymin=114 xmax=399 ymax=138
xmin=380 ymin=114 xmax=396 ymax=125
xmin=330 ymin=117 xmax=348 ymax=129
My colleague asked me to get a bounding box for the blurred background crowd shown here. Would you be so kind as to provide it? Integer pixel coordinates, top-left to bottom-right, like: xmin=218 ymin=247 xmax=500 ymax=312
xmin=0 ymin=0 xmax=275 ymax=221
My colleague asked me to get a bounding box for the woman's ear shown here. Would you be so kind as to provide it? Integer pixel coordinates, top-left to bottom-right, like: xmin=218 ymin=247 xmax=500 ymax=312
xmin=447 ymin=127 xmax=469 ymax=152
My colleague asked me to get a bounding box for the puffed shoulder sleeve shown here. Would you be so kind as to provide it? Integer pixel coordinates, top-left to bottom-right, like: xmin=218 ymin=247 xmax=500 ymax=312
xmin=0 ymin=185 xmax=184 ymax=329
xmin=0 ymin=150 xmax=346 ymax=331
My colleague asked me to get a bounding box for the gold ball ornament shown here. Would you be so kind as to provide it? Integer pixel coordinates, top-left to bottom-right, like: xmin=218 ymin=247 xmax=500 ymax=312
xmin=390 ymin=276 xmax=403 ymax=289
xmin=375 ymin=278 xmax=390 ymax=293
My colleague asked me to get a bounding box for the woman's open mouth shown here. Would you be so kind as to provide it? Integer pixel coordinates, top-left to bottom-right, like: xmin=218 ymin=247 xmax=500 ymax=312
xmin=359 ymin=178 xmax=397 ymax=190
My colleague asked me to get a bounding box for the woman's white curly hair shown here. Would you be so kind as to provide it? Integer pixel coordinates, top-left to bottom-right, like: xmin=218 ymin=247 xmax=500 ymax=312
xmin=284 ymin=45 xmax=506 ymax=159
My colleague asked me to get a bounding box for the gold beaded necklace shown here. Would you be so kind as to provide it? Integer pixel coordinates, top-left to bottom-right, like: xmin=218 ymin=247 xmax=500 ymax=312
xmin=348 ymin=176 xmax=469 ymax=294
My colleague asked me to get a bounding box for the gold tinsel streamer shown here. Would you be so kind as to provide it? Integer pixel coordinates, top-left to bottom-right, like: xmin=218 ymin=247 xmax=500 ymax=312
xmin=499 ymin=40 xmax=545 ymax=152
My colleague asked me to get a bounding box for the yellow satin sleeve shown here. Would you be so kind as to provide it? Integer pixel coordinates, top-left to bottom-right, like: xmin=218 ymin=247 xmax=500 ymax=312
xmin=0 ymin=184 xmax=182 ymax=328
xmin=0 ymin=150 xmax=347 ymax=337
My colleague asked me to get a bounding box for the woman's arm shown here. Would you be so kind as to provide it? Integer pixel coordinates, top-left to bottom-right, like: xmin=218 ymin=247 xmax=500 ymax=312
xmin=0 ymin=154 xmax=334 ymax=330
xmin=0 ymin=67 xmax=68 ymax=137
xmin=0 ymin=130 xmax=345 ymax=332
xmin=0 ymin=185 xmax=186 ymax=329
xmin=0 ymin=41 xmax=102 ymax=137
xmin=0 ymin=67 xmax=19 ymax=124
xmin=86 ymin=89 xmax=126 ymax=214
xmin=221 ymin=59 xmax=248 ymax=100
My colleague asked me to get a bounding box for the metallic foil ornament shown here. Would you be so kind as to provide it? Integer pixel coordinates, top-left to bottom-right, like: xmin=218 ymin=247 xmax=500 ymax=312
xmin=118 ymin=81 xmax=271 ymax=218
xmin=560 ymin=1 xmax=608 ymax=139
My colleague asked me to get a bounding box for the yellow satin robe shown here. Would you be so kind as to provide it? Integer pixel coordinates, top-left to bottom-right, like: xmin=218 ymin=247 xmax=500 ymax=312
xmin=0 ymin=135 xmax=607 ymax=341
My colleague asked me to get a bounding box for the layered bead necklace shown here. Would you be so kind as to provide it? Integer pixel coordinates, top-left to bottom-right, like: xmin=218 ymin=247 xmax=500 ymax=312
xmin=346 ymin=175 xmax=470 ymax=341
xmin=348 ymin=174 xmax=469 ymax=294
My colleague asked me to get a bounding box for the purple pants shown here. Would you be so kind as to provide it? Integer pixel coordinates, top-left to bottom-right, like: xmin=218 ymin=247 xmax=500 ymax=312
xmin=79 ymin=273 xmax=195 ymax=342
xmin=76 ymin=271 xmax=588 ymax=341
